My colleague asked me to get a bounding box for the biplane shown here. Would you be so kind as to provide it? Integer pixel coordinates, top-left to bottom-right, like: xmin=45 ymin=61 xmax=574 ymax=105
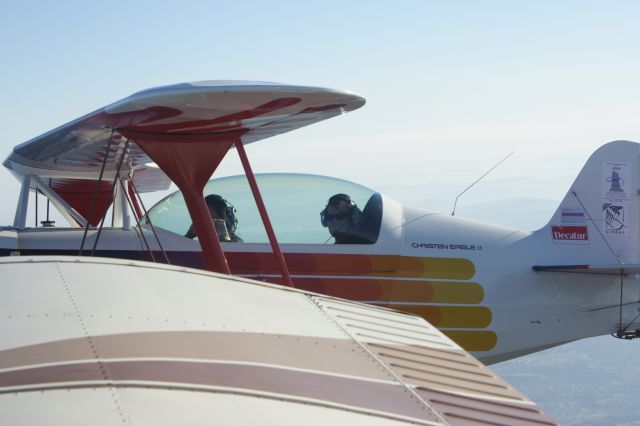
xmin=2 ymin=80 xmax=639 ymax=369
xmin=0 ymin=81 xmax=562 ymax=425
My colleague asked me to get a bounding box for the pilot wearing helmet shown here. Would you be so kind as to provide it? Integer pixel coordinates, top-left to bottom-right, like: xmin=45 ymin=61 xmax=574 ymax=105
xmin=185 ymin=194 xmax=243 ymax=242
xmin=320 ymin=193 xmax=369 ymax=244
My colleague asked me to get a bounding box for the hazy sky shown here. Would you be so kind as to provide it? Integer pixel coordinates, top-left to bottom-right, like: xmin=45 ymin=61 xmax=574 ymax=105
xmin=3 ymin=1 xmax=640 ymax=211
xmin=2 ymin=1 xmax=640 ymax=423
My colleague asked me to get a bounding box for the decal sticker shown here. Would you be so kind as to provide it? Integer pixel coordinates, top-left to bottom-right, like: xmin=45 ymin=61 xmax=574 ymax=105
xmin=411 ymin=242 xmax=483 ymax=251
xmin=602 ymin=161 xmax=630 ymax=203
xmin=603 ymin=203 xmax=625 ymax=234
xmin=602 ymin=162 xmax=629 ymax=236
xmin=560 ymin=208 xmax=586 ymax=224
xmin=550 ymin=225 xmax=589 ymax=244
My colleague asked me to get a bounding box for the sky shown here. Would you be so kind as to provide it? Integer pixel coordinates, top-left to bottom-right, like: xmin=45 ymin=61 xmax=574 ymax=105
xmin=2 ymin=1 xmax=640 ymax=423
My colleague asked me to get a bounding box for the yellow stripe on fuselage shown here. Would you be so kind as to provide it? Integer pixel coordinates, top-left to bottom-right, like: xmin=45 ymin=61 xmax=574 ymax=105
xmin=396 ymin=256 xmax=475 ymax=280
xmin=441 ymin=330 xmax=497 ymax=352
xmin=384 ymin=305 xmax=492 ymax=329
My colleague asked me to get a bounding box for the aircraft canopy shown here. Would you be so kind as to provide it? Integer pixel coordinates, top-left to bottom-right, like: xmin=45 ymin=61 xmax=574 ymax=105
xmin=143 ymin=173 xmax=383 ymax=244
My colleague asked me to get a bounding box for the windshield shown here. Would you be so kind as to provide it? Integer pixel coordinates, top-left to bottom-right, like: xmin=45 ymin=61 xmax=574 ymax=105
xmin=142 ymin=173 xmax=382 ymax=244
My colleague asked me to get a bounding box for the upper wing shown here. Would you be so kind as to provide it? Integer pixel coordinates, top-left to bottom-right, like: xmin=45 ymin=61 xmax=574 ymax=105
xmin=3 ymin=81 xmax=366 ymax=190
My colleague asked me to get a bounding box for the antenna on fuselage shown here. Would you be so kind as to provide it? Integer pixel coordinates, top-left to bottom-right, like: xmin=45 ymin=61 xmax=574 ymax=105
xmin=451 ymin=150 xmax=515 ymax=216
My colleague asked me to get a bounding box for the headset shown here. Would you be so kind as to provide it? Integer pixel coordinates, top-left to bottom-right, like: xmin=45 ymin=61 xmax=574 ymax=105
xmin=320 ymin=193 xmax=360 ymax=228
xmin=205 ymin=194 xmax=238 ymax=233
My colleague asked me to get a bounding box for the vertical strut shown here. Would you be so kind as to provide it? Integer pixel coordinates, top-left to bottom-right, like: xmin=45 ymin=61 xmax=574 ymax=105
xmin=618 ymin=272 xmax=624 ymax=334
xmin=127 ymin=182 xmax=143 ymax=220
xmin=13 ymin=175 xmax=31 ymax=228
xmin=235 ymin=140 xmax=293 ymax=287
xmin=126 ymin=129 xmax=238 ymax=275
xmin=34 ymin=188 xmax=38 ymax=227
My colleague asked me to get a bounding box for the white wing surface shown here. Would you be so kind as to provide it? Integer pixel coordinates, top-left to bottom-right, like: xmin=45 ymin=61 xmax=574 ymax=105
xmin=0 ymin=256 xmax=558 ymax=425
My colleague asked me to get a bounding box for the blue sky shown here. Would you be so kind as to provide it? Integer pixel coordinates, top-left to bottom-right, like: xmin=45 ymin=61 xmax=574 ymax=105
xmin=2 ymin=2 xmax=640 ymax=423
xmin=3 ymin=1 xmax=640 ymax=206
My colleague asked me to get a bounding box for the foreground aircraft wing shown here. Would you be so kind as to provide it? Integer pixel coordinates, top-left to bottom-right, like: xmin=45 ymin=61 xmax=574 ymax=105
xmin=0 ymin=256 xmax=558 ymax=425
xmin=533 ymin=263 xmax=640 ymax=275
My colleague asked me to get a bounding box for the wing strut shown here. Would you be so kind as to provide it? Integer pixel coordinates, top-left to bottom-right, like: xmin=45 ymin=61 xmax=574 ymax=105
xmin=235 ymin=141 xmax=293 ymax=287
xmin=128 ymin=129 xmax=294 ymax=285
xmin=125 ymin=129 xmax=236 ymax=275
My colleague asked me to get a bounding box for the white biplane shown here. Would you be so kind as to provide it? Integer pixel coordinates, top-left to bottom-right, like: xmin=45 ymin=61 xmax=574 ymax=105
xmin=0 ymin=79 xmax=628 ymax=424
xmin=3 ymin=83 xmax=639 ymax=364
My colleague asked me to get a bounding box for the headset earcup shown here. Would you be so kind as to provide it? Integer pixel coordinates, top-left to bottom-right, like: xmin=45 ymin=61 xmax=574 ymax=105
xmin=227 ymin=205 xmax=237 ymax=232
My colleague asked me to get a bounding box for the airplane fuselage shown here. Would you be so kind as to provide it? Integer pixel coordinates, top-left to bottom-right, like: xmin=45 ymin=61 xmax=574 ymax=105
xmin=3 ymin=202 xmax=637 ymax=364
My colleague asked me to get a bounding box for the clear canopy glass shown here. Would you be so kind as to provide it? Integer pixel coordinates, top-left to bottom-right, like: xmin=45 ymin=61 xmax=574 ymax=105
xmin=143 ymin=173 xmax=382 ymax=244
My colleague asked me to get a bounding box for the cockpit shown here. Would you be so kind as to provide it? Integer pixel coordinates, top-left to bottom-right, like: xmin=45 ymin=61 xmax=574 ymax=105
xmin=143 ymin=174 xmax=383 ymax=245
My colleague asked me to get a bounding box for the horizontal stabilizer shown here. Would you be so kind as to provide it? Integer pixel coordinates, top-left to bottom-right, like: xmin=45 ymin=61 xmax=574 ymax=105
xmin=533 ymin=263 xmax=640 ymax=275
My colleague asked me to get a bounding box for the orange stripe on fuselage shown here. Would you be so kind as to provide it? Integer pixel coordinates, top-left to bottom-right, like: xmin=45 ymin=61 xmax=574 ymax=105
xmin=285 ymin=278 xmax=484 ymax=304
xmin=226 ymin=252 xmax=492 ymax=351
xmin=226 ymin=253 xmax=475 ymax=280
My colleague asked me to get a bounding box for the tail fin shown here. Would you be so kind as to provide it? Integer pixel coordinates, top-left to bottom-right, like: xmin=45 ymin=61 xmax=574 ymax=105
xmin=544 ymin=140 xmax=640 ymax=264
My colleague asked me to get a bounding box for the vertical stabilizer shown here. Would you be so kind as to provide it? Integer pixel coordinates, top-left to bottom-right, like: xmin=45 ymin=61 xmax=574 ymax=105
xmin=544 ymin=140 xmax=640 ymax=264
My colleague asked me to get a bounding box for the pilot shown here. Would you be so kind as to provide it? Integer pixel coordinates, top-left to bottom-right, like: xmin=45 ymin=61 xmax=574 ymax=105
xmin=185 ymin=194 xmax=242 ymax=242
xmin=320 ymin=193 xmax=367 ymax=244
